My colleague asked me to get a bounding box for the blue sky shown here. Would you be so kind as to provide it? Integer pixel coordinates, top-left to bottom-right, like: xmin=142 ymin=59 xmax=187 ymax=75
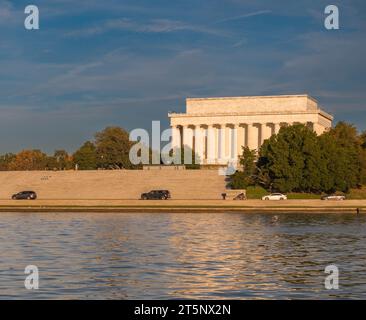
xmin=0 ymin=0 xmax=365 ymax=153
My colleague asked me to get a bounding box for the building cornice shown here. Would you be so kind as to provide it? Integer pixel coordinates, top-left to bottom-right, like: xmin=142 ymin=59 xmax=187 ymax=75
xmin=169 ymin=109 xmax=333 ymax=121
xmin=186 ymin=94 xmax=318 ymax=104
xmin=318 ymin=110 xmax=334 ymax=121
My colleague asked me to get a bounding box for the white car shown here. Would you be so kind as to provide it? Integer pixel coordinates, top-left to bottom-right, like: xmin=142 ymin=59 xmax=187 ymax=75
xmin=262 ymin=193 xmax=287 ymax=201
xmin=321 ymin=195 xmax=346 ymax=201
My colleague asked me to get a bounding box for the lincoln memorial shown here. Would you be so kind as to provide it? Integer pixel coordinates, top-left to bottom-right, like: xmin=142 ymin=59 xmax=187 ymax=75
xmin=169 ymin=94 xmax=333 ymax=165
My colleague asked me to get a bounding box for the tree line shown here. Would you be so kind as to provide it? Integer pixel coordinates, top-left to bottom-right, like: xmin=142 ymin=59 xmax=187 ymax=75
xmin=231 ymin=122 xmax=366 ymax=194
xmin=0 ymin=125 xmax=199 ymax=171
xmin=0 ymin=127 xmax=137 ymax=171
xmin=1 ymin=122 xmax=365 ymax=195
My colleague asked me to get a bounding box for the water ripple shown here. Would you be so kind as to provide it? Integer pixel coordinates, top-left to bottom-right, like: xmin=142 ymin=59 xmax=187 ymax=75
xmin=0 ymin=212 xmax=366 ymax=299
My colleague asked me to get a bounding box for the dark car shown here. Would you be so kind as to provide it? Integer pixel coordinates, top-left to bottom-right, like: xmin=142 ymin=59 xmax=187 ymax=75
xmin=141 ymin=190 xmax=171 ymax=200
xmin=12 ymin=191 xmax=37 ymax=200
xmin=233 ymin=193 xmax=246 ymax=200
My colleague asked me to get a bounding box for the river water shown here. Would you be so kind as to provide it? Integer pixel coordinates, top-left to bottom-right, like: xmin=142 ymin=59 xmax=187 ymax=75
xmin=0 ymin=212 xmax=365 ymax=299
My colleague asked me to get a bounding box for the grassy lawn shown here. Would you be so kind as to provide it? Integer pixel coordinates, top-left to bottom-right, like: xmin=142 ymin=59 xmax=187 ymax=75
xmin=246 ymin=186 xmax=268 ymax=199
xmin=287 ymin=193 xmax=321 ymax=199
xmin=246 ymin=186 xmax=321 ymax=199
xmin=348 ymin=187 xmax=366 ymax=199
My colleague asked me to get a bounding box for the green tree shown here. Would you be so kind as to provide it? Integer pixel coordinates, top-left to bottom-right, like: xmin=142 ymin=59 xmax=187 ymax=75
xmin=358 ymin=131 xmax=366 ymax=185
xmin=54 ymin=150 xmax=72 ymax=170
xmin=229 ymin=147 xmax=256 ymax=189
xmin=361 ymin=148 xmax=366 ymax=185
xmin=180 ymin=146 xmax=201 ymax=169
xmin=44 ymin=150 xmax=72 ymax=170
xmin=229 ymin=171 xmax=249 ymax=189
xmin=327 ymin=122 xmax=362 ymax=190
xmin=239 ymin=146 xmax=256 ymax=176
xmin=300 ymin=127 xmax=324 ymax=192
xmin=257 ymin=125 xmax=312 ymax=192
xmin=73 ymin=141 xmax=97 ymax=170
xmin=257 ymin=122 xmax=364 ymax=193
xmin=95 ymin=126 xmax=135 ymax=169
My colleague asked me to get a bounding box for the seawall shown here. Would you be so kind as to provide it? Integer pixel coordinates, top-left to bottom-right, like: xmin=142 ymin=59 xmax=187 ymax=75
xmin=0 ymin=199 xmax=365 ymax=213
xmin=0 ymin=170 xmax=227 ymax=200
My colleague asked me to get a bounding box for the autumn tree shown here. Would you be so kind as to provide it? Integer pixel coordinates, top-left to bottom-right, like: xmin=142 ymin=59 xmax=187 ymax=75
xmin=361 ymin=131 xmax=366 ymax=149
xmin=0 ymin=153 xmax=16 ymax=171
xmin=8 ymin=150 xmax=48 ymax=171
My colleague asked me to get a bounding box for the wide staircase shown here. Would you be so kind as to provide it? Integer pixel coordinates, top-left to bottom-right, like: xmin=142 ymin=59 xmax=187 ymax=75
xmin=0 ymin=170 xmax=228 ymax=200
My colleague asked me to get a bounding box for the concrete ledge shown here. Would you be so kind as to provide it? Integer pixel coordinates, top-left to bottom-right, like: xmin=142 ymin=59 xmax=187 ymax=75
xmin=1 ymin=199 xmax=365 ymax=213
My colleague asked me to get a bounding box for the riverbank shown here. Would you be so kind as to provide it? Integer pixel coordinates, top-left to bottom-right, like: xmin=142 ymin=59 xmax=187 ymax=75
xmin=0 ymin=199 xmax=365 ymax=213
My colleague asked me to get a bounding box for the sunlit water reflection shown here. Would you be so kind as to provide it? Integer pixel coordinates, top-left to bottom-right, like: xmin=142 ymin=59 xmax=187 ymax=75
xmin=0 ymin=212 xmax=365 ymax=299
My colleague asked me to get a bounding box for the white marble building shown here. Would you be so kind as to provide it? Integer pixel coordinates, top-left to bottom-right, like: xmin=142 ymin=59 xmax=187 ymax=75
xmin=169 ymin=94 xmax=333 ymax=165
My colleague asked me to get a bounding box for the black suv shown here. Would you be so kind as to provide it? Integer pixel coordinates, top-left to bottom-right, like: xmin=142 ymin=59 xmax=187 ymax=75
xmin=141 ymin=190 xmax=171 ymax=200
xmin=12 ymin=191 xmax=37 ymax=200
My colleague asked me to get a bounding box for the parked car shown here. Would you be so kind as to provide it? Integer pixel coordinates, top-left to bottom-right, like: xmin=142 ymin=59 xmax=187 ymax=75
xmin=321 ymin=195 xmax=346 ymax=201
xmin=262 ymin=193 xmax=287 ymax=200
xmin=141 ymin=190 xmax=171 ymax=200
xmin=233 ymin=193 xmax=246 ymax=200
xmin=12 ymin=191 xmax=37 ymax=200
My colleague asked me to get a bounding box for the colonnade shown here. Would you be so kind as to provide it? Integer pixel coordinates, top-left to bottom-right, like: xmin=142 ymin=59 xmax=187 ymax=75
xmin=171 ymin=122 xmax=314 ymax=164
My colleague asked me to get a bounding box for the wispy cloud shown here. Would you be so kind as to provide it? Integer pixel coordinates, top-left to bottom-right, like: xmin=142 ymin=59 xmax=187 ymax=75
xmin=215 ymin=10 xmax=272 ymax=24
xmin=65 ymin=18 xmax=228 ymax=38
xmin=0 ymin=0 xmax=365 ymax=153
xmin=232 ymin=38 xmax=248 ymax=47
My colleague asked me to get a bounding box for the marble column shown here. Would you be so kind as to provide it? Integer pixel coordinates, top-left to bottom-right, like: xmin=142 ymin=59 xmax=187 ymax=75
xmin=207 ymin=125 xmax=216 ymax=164
xmin=194 ymin=125 xmax=204 ymax=164
xmin=171 ymin=126 xmax=181 ymax=150
xmin=219 ymin=125 xmax=226 ymax=161
xmin=225 ymin=125 xmax=231 ymax=160
xmin=171 ymin=126 xmax=181 ymax=164
xmin=183 ymin=125 xmax=194 ymax=165
xmin=231 ymin=125 xmax=238 ymax=161
xmin=247 ymin=124 xmax=258 ymax=151
xmin=237 ymin=124 xmax=245 ymax=157
xmin=214 ymin=125 xmax=220 ymax=163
